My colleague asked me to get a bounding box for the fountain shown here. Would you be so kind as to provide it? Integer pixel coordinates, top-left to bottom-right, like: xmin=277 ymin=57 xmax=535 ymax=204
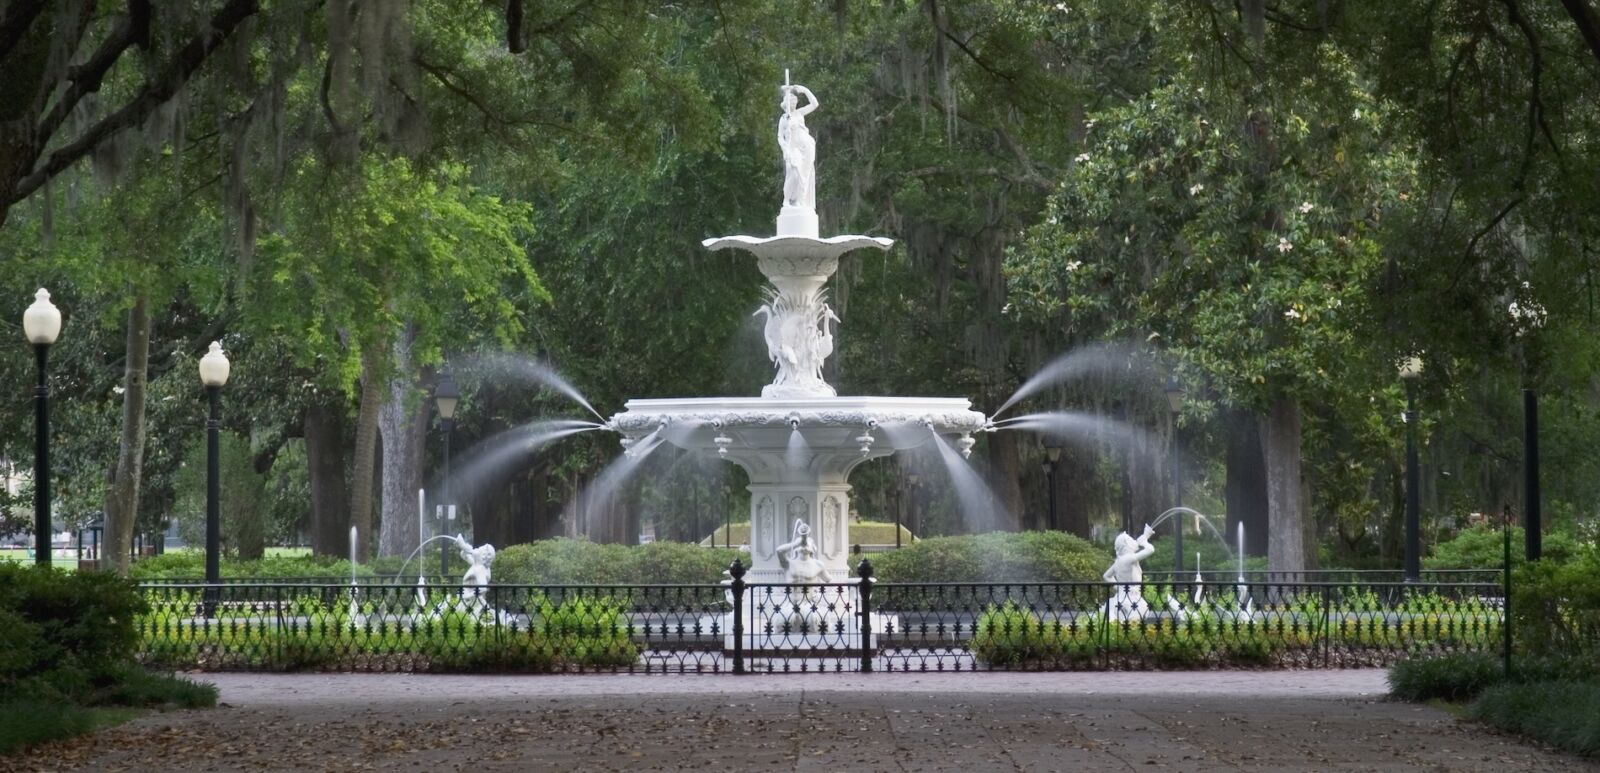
xmin=606 ymin=78 xmax=986 ymax=649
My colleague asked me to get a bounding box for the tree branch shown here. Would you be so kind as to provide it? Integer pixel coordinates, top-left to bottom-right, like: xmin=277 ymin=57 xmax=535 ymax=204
xmin=11 ymin=0 xmax=259 ymax=206
xmin=1558 ymin=0 xmax=1600 ymax=73
xmin=0 ymin=0 xmax=48 ymax=64
xmin=35 ymin=16 xmax=140 ymax=148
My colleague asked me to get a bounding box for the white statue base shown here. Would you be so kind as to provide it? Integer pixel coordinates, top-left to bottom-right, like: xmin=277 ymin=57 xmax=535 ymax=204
xmin=776 ymin=206 xmax=819 ymax=238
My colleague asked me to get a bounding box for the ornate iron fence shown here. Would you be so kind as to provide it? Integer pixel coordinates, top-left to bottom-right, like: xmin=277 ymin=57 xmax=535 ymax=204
xmin=136 ymin=561 xmax=1505 ymax=673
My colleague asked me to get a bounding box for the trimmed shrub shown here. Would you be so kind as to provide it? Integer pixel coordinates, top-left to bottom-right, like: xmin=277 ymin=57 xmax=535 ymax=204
xmin=1512 ymin=551 xmax=1600 ymax=655
xmin=130 ymin=551 xmax=375 ymax=581
xmin=869 ymin=531 xmax=1103 ymax=584
xmin=0 ymin=565 xmax=146 ymax=699
xmin=1387 ymin=652 xmax=1504 ymax=702
xmin=494 ymin=539 xmax=737 ymax=586
xmin=970 ymin=602 xmax=1065 ymax=667
xmin=1425 ymin=525 xmax=1579 ymax=570
xmin=1471 ymin=681 xmax=1600 ymax=757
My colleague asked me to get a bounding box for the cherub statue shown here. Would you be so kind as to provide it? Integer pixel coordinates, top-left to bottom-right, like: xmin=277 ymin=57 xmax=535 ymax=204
xmin=774 ymin=519 xmax=832 ymax=632
xmin=1103 ymin=524 xmax=1155 ymax=623
xmin=447 ymin=534 xmax=496 ymax=615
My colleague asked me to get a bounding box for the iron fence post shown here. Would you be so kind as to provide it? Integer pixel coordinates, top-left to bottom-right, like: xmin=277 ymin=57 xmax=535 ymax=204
xmin=1322 ymin=584 xmax=1331 ymax=668
xmin=858 ymin=558 xmax=875 ymax=673
xmin=275 ymin=584 xmax=284 ymax=669
xmin=1503 ymin=505 xmax=1513 ymax=678
xmin=729 ymin=558 xmax=746 ymax=675
xmin=1101 ymin=582 xmax=1111 ymax=670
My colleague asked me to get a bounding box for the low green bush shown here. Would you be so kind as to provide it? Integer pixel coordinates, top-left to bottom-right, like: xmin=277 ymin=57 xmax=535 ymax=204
xmin=970 ymin=602 xmax=1067 ymax=667
xmin=1471 ymin=681 xmax=1600 ymax=757
xmin=869 ymin=531 xmax=1103 ymax=584
xmin=1425 ymin=525 xmax=1580 ymax=570
xmin=1512 ymin=550 xmax=1600 ymax=655
xmin=0 ymin=565 xmax=216 ymax=755
xmin=130 ymin=552 xmax=374 ymax=581
xmin=494 ymin=539 xmax=737 ymax=585
xmin=0 ymin=564 xmax=146 ymax=699
xmin=1387 ymin=652 xmax=1504 ymax=702
xmin=136 ymin=589 xmax=640 ymax=672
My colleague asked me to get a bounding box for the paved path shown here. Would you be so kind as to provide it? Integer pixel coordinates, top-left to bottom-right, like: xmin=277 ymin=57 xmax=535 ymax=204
xmin=5 ymin=671 xmax=1593 ymax=772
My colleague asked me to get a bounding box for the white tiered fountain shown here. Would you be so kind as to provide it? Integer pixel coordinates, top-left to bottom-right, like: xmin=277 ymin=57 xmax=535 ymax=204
xmin=607 ymin=78 xmax=987 ymax=651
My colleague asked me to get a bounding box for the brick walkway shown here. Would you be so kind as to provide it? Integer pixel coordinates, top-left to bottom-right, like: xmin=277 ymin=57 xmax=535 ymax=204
xmin=5 ymin=671 xmax=1593 ymax=772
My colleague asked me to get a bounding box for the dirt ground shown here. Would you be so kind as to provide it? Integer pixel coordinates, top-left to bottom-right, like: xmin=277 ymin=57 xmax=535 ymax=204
xmin=4 ymin=671 xmax=1592 ymax=772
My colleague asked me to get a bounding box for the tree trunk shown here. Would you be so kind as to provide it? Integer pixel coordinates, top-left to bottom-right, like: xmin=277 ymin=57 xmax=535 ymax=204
xmin=1127 ymin=406 xmax=1167 ymax=532
xmin=104 ymin=296 xmax=151 ymax=575
xmin=349 ymin=343 xmax=385 ymax=563
xmin=304 ymin=396 xmax=350 ymax=557
xmin=986 ymin=431 xmax=1025 ymax=531
xmin=1225 ymin=406 xmax=1269 ymax=555
xmin=1057 ymin=445 xmax=1091 ymax=539
xmin=377 ymin=329 xmax=430 ymax=558
xmin=1264 ymin=396 xmax=1307 ymax=574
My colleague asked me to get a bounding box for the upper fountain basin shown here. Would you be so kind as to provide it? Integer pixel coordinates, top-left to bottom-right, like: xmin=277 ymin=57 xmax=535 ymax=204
xmin=610 ymin=395 xmax=986 ymax=470
xmin=702 ymin=234 xmax=893 ymax=280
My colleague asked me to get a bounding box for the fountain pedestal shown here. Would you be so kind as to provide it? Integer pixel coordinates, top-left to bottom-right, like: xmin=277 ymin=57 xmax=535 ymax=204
xmin=612 ymin=396 xmax=985 ymax=584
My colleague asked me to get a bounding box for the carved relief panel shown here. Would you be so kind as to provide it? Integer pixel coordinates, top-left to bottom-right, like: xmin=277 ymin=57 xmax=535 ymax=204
xmin=820 ymin=496 xmax=843 ymax=560
xmin=756 ymin=496 xmax=776 ymax=560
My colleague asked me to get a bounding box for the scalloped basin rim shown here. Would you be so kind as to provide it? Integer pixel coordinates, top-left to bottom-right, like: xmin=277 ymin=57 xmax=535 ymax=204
xmin=610 ymin=395 xmax=988 ymax=434
xmin=700 ymin=234 xmax=894 ymax=250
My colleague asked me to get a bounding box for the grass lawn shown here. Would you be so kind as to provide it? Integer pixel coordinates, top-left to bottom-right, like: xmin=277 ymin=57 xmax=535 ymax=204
xmin=0 ymin=703 xmax=142 ymax=755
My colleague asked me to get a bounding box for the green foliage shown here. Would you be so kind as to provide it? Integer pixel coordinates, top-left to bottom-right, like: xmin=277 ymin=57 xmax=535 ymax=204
xmin=0 ymin=565 xmax=213 ymax=754
xmin=1470 ymin=682 xmax=1600 ymax=757
xmin=172 ymin=432 xmax=269 ymax=560
xmin=136 ymin=589 xmax=639 ymax=672
xmin=970 ymin=602 xmax=1073 ymax=668
xmin=88 ymin=667 xmax=217 ymax=710
xmin=0 ymin=565 xmax=145 ymax=699
xmin=1387 ymin=653 xmax=1505 ymax=702
xmin=129 ymin=552 xmax=375 ymax=581
xmin=1512 ymin=549 xmax=1600 ymax=655
xmin=1426 ymin=525 xmax=1581 ymax=570
xmin=494 ymin=539 xmax=738 ymax=586
xmin=0 ymin=701 xmax=110 ymax=755
xmin=868 ymin=531 xmax=1104 ymax=584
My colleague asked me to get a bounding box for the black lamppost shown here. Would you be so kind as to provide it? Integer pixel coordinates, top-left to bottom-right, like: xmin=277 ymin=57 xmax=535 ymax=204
xmin=199 ymin=341 xmax=230 ymax=613
xmin=1042 ymin=444 xmax=1061 ymax=531
xmin=23 ymin=289 xmax=61 ymax=567
xmin=434 ymin=370 xmax=460 ymax=577
xmin=1399 ymin=355 xmax=1423 ymax=582
xmin=1165 ymin=375 xmax=1185 ymax=573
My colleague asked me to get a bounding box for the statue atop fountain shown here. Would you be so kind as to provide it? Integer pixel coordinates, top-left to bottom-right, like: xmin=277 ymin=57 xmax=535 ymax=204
xmin=1104 ymin=524 xmax=1156 ymax=622
xmin=777 ymin=79 xmax=819 ymax=234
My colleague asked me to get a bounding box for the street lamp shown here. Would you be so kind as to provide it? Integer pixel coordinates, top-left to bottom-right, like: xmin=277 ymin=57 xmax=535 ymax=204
xmin=434 ymin=370 xmax=459 ymax=577
xmin=23 ymin=289 xmax=61 ymax=567
xmin=1165 ymin=375 xmax=1185 ymax=573
xmin=1399 ymin=355 xmax=1423 ymax=582
xmin=199 ymin=341 xmax=230 ymax=614
xmin=1042 ymin=444 xmax=1061 ymax=531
